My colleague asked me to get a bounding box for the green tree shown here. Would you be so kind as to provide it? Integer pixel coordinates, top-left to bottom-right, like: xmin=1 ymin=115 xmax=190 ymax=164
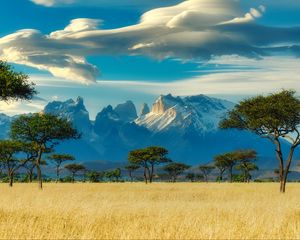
xmin=64 ymin=163 xmax=86 ymax=183
xmin=128 ymin=149 xmax=150 ymax=183
xmin=214 ymin=155 xmax=228 ymax=182
xmin=198 ymin=165 xmax=215 ymax=182
xmin=234 ymin=150 xmax=258 ymax=182
xmin=10 ymin=113 xmax=80 ymax=189
xmin=104 ymin=168 xmax=122 ymax=182
xmin=0 ymin=140 xmax=23 ymax=187
xmin=220 ymin=90 xmax=300 ymax=193
xmin=86 ymin=171 xmax=103 ymax=182
xmin=186 ymin=173 xmax=196 ymax=182
xmin=0 ymin=61 xmax=36 ymax=102
xmin=163 ymin=162 xmax=190 ymax=182
xmin=124 ymin=164 xmax=140 ymax=182
xmin=128 ymin=146 xmax=170 ymax=184
xmin=20 ymin=142 xmax=49 ymax=183
xmin=48 ymin=154 xmax=75 ymax=182
xmin=146 ymin=146 xmax=170 ymax=183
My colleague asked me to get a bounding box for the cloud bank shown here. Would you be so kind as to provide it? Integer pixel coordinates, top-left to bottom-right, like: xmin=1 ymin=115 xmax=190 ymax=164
xmin=1 ymin=0 xmax=300 ymax=83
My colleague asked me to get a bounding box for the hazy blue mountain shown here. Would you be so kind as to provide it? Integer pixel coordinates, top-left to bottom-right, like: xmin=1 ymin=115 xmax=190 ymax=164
xmin=0 ymin=94 xmax=295 ymax=170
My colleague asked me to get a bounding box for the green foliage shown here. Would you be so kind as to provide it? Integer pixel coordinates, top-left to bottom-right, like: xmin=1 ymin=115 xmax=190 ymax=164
xmin=64 ymin=163 xmax=86 ymax=182
xmin=163 ymin=162 xmax=190 ymax=182
xmin=105 ymin=168 xmax=121 ymax=182
xmin=10 ymin=113 xmax=80 ymax=188
xmin=219 ymin=90 xmax=300 ymax=136
xmin=186 ymin=173 xmax=195 ymax=182
xmin=198 ymin=165 xmax=215 ymax=182
xmin=86 ymin=171 xmax=103 ymax=183
xmin=128 ymin=146 xmax=170 ymax=183
xmin=0 ymin=61 xmax=36 ymax=101
xmin=10 ymin=113 xmax=80 ymax=148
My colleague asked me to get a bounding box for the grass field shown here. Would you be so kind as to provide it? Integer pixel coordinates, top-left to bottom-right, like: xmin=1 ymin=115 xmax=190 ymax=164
xmin=1 ymin=183 xmax=300 ymax=239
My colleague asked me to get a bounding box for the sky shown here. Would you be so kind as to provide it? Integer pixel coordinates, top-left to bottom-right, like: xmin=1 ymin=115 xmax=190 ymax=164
xmin=0 ymin=0 xmax=300 ymax=119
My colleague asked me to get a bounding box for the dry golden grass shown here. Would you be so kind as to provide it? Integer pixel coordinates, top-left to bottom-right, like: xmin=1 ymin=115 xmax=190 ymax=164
xmin=0 ymin=182 xmax=300 ymax=239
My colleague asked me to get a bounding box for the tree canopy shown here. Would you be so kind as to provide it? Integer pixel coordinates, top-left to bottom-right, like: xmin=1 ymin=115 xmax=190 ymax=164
xmin=0 ymin=61 xmax=36 ymax=101
xmin=220 ymin=90 xmax=300 ymax=192
xmin=10 ymin=113 xmax=80 ymax=189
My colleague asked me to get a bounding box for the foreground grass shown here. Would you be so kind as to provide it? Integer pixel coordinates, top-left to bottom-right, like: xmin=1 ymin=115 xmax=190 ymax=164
xmin=0 ymin=183 xmax=300 ymax=239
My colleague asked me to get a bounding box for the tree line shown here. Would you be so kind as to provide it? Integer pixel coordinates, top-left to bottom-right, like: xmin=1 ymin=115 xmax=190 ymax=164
xmin=1 ymin=61 xmax=300 ymax=193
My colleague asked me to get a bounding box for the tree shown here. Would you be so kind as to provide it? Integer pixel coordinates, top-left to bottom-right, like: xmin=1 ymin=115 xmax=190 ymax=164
xmin=10 ymin=113 xmax=80 ymax=189
xmin=186 ymin=173 xmax=196 ymax=182
xmin=0 ymin=140 xmax=23 ymax=187
xmin=128 ymin=149 xmax=151 ymax=183
xmin=86 ymin=171 xmax=103 ymax=183
xmin=0 ymin=61 xmax=36 ymax=102
xmin=64 ymin=163 xmax=86 ymax=183
xmin=124 ymin=164 xmax=140 ymax=182
xmin=198 ymin=165 xmax=215 ymax=182
xmin=214 ymin=155 xmax=228 ymax=182
xmin=220 ymin=90 xmax=300 ymax=192
xmin=234 ymin=150 xmax=258 ymax=182
xmin=105 ymin=168 xmax=122 ymax=182
xmin=146 ymin=146 xmax=170 ymax=183
xmin=48 ymin=154 xmax=75 ymax=182
xmin=128 ymin=146 xmax=170 ymax=184
xmin=163 ymin=162 xmax=190 ymax=182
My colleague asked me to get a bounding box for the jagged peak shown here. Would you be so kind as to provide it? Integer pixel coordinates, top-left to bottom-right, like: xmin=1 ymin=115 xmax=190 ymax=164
xmin=114 ymin=100 xmax=137 ymax=122
xmin=140 ymin=103 xmax=150 ymax=116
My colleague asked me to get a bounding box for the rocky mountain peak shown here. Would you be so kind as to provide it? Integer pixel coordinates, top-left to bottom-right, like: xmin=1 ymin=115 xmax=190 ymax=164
xmin=114 ymin=100 xmax=137 ymax=122
xmin=152 ymin=94 xmax=181 ymax=114
xmin=140 ymin=103 xmax=150 ymax=116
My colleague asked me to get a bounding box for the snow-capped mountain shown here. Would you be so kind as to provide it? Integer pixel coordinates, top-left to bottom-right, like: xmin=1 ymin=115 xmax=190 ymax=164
xmin=136 ymin=94 xmax=234 ymax=134
xmin=0 ymin=94 xmax=293 ymax=168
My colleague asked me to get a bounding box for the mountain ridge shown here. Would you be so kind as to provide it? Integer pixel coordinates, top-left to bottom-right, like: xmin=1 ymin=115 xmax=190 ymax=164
xmin=0 ymin=94 xmax=294 ymax=168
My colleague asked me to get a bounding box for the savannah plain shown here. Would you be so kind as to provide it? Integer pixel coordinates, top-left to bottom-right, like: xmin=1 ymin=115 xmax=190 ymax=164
xmin=1 ymin=182 xmax=300 ymax=239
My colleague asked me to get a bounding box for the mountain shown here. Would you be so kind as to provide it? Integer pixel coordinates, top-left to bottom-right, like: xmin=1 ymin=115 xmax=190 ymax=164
xmin=136 ymin=94 xmax=234 ymax=134
xmin=0 ymin=94 xmax=295 ymax=170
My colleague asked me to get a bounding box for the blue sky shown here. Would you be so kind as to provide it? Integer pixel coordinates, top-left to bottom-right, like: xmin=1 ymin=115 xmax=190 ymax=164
xmin=0 ymin=0 xmax=300 ymax=118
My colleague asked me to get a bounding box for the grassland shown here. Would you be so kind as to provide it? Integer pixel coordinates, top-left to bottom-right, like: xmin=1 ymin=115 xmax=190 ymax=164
xmin=0 ymin=183 xmax=300 ymax=239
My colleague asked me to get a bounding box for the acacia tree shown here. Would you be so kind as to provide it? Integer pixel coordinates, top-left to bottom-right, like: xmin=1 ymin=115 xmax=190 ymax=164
xmin=0 ymin=61 xmax=36 ymax=102
xmin=10 ymin=113 xmax=80 ymax=189
xmin=198 ymin=165 xmax=215 ymax=182
xmin=128 ymin=146 xmax=170 ymax=184
xmin=147 ymin=146 xmax=170 ymax=183
xmin=0 ymin=140 xmax=23 ymax=187
xmin=235 ymin=150 xmax=258 ymax=182
xmin=64 ymin=163 xmax=86 ymax=183
xmin=124 ymin=164 xmax=140 ymax=182
xmin=128 ymin=149 xmax=150 ymax=183
xmin=220 ymin=90 xmax=300 ymax=193
xmin=48 ymin=154 xmax=75 ymax=182
xmin=163 ymin=162 xmax=190 ymax=182
xmin=186 ymin=173 xmax=196 ymax=182
xmin=214 ymin=155 xmax=228 ymax=182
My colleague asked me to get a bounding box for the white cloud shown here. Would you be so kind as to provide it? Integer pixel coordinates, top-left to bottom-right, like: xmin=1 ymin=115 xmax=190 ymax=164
xmin=1 ymin=0 xmax=299 ymax=83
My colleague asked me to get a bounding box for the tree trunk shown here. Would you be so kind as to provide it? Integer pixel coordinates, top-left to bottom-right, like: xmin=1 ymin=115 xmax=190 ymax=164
xmin=72 ymin=172 xmax=75 ymax=183
xmin=56 ymin=166 xmax=59 ymax=183
xmin=36 ymin=149 xmax=43 ymax=189
xmin=129 ymin=171 xmax=133 ymax=182
xmin=149 ymin=163 xmax=154 ymax=183
xmin=8 ymin=171 xmax=13 ymax=187
xmin=229 ymin=167 xmax=233 ymax=182
xmin=28 ymin=169 xmax=33 ymax=183
xmin=205 ymin=174 xmax=208 ymax=183
xmin=281 ymin=146 xmax=296 ymax=193
xmin=143 ymin=167 xmax=148 ymax=184
xmin=146 ymin=167 xmax=151 ymax=184
xmin=274 ymin=139 xmax=285 ymax=192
